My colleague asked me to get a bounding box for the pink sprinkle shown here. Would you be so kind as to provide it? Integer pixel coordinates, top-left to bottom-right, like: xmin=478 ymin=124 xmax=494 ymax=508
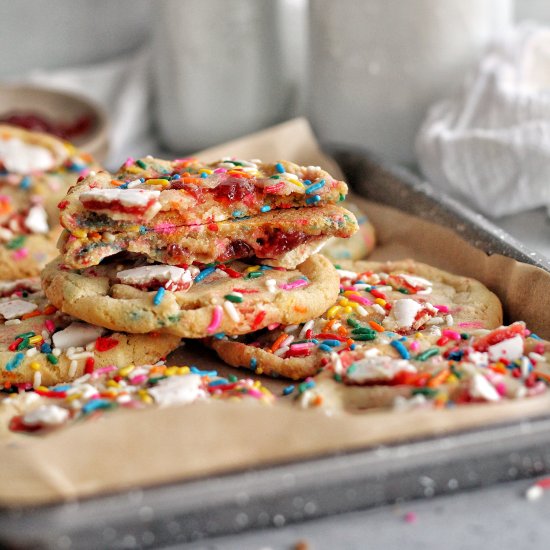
xmin=404 ymin=512 xmax=417 ymax=523
xmin=279 ymin=279 xmax=309 ymax=291
xmin=207 ymin=305 xmax=223 ymax=334
xmin=434 ymin=304 xmax=450 ymax=313
xmin=154 ymin=222 xmax=177 ymax=234
xmin=129 ymin=374 xmax=148 ymax=385
xmin=459 ymin=321 xmax=484 ymax=329
xmin=124 ymin=157 xmax=135 ymax=167
xmin=90 ymin=365 xmax=118 ymax=377
xmin=267 ymin=323 xmax=280 ymax=330
xmin=214 ymin=168 xmax=228 ymax=174
xmin=246 ymin=388 xmax=263 ymax=398
xmin=535 ymin=343 xmax=546 ymax=355
xmin=348 ymin=294 xmax=372 ymax=306
xmin=79 ymin=168 xmax=91 ymax=178
xmin=495 ymin=381 xmax=507 ymax=396
xmin=442 ymin=329 xmax=461 ymax=340
xmin=12 ymin=248 xmax=28 ymax=260
xmin=45 ymin=319 xmax=56 ymax=333
xmin=290 ymin=342 xmax=316 ymax=351
xmin=409 ymin=341 xmax=421 ymax=352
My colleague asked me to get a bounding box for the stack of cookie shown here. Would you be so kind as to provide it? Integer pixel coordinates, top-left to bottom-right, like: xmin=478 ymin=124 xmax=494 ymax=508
xmin=0 ymin=129 xmax=181 ymax=389
xmin=41 ymin=156 xmax=358 ymax=347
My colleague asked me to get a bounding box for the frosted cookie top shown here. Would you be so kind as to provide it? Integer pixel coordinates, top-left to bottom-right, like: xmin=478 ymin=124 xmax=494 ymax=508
xmin=59 ymin=156 xmax=349 ymax=231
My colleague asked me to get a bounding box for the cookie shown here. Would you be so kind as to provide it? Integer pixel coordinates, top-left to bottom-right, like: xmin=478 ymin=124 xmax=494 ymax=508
xmin=5 ymin=359 xmax=274 ymax=434
xmin=295 ymin=322 xmax=550 ymax=412
xmin=59 ymin=157 xmax=348 ymax=232
xmin=0 ymin=124 xmax=99 ymax=279
xmin=321 ymin=202 xmax=376 ymax=261
xmin=0 ymin=278 xmax=181 ymax=387
xmin=42 ymin=254 xmax=340 ymax=338
xmin=209 ymin=259 xmax=503 ymax=380
xmin=59 ymin=204 xmax=358 ymax=270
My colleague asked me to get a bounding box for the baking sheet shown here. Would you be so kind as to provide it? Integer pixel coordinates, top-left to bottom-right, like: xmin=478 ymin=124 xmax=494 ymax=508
xmin=1 ymin=118 xmax=550 ymax=513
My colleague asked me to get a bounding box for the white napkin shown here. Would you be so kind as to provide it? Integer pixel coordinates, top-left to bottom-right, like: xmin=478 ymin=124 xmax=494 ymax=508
xmin=10 ymin=47 xmax=156 ymax=170
xmin=416 ymin=23 xmax=550 ymax=218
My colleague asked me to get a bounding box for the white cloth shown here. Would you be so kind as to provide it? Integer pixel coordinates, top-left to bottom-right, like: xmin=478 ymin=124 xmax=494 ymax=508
xmin=416 ymin=23 xmax=550 ymax=218
xmin=9 ymin=48 xmax=156 ymax=170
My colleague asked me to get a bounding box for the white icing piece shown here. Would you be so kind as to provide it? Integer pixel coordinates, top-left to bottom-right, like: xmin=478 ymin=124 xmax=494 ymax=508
xmin=346 ymin=355 xmax=416 ymax=383
xmin=117 ymin=264 xmax=196 ymax=287
xmin=469 ymin=373 xmax=500 ymax=402
xmin=52 ymin=322 xmax=106 ymax=350
xmin=23 ymin=405 xmax=69 ymax=426
xmin=80 ymin=188 xmax=161 ymax=208
xmin=392 ymin=299 xmax=423 ymax=330
xmin=148 ymin=374 xmax=206 ymax=406
xmin=0 ymin=299 xmax=38 ymax=320
xmin=336 ymin=269 xmax=358 ymax=279
xmin=24 ymin=205 xmax=49 ymax=234
xmin=488 ymin=334 xmax=524 ymax=362
xmin=0 ymin=278 xmax=40 ymax=294
xmin=0 ymin=137 xmax=56 ymax=173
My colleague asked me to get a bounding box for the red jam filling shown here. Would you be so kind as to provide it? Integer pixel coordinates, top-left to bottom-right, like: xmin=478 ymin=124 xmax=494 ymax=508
xmin=211 ymin=179 xmax=256 ymax=204
xmin=1 ymin=112 xmax=92 ymax=140
xmin=254 ymin=229 xmax=310 ymax=257
xmin=472 ymin=322 xmax=526 ymax=352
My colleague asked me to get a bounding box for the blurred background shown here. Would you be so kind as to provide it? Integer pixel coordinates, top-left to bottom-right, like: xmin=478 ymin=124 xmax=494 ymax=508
xmin=1 ymin=0 xmax=549 ymax=254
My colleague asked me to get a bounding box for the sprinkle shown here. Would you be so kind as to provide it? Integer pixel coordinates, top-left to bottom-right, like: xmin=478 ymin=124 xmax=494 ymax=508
xmin=95 ymin=337 xmax=119 ymax=352
xmin=416 ymin=348 xmax=440 ymax=361
xmin=318 ymin=343 xmax=333 ymax=352
xmin=20 ymin=176 xmax=31 ymax=189
xmin=283 ymin=385 xmax=295 ymax=396
xmin=45 ymin=320 xmax=56 ymax=333
xmin=207 ymin=305 xmax=223 ymax=334
xmin=391 ymin=339 xmax=410 ymax=359
xmin=84 ymin=357 xmax=95 ymax=374
xmin=46 ymin=354 xmax=58 ymax=364
xmin=153 ymin=287 xmax=166 ymax=306
xmin=6 ymin=353 xmax=24 ymax=371
xmin=275 ymin=162 xmax=285 ymax=173
xmin=33 ymin=371 xmax=42 ymax=389
xmin=40 ymin=343 xmax=52 ymax=353
xmin=250 ymin=357 xmax=257 ymax=370
xmin=195 ymin=266 xmax=216 ymax=283
xmin=251 ymin=310 xmax=266 ymax=330
xmin=223 ymin=300 xmax=241 ymax=323
xmin=224 ymin=294 xmax=243 ymax=303
xmin=306 ymin=180 xmax=326 ymax=195
xmin=260 ymin=205 xmax=271 ymax=213
xmin=136 ymin=159 xmax=147 ymax=169
xmin=305 ymin=194 xmax=321 ymax=205
xmin=279 ymin=279 xmax=308 ymax=291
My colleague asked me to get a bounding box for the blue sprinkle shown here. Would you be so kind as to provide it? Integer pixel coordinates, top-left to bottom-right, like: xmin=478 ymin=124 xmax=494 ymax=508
xmin=52 ymin=385 xmax=71 ymax=392
xmin=318 ymin=343 xmax=333 ymax=352
xmin=250 ymin=357 xmax=258 ymax=370
xmin=200 ymin=172 xmax=209 ymax=178
xmin=171 ymin=174 xmax=181 ymax=180
xmin=195 ymin=266 xmax=216 ymax=283
xmin=283 ymin=385 xmax=295 ymax=396
xmin=305 ymin=194 xmax=321 ymax=205
xmin=303 ymin=180 xmax=311 ymax=185
xmin=40 ymin=343 xmax=52 ymax=353
xmin=350 ymin=344 xmax=356 ymax=350
xmin=391 ymin=339 xmax=410 ymax=359
xmin=275 ymin=162 xmax=285 ymax=174
xmin=529 ymin=333 xmax=543 ymax=341
xmin=139 ymin=225 xmax=147 ymax=234
xmin=232 ymin=210 xmax=243 ymax=218
xmin=208 ymin=378 xmax=229 ymax=387
xmin=321 ymin=339 xmax=342 ymax=347
xmin=213 ymin=332 xmax=226 ymax=340
xmin=6 ymin=352 xmax=24 ymax=371
xmin=153 ymin=287 xmax=166 ymax=306
xmin=260 ymin=205 xmax=271 ymax=213
xmin=82 ymin=399 xmax=112 ymax=414
xmin=69 ymin=162 xmax=85 ymax=172
xmin=259 ymin=265 xmax=274 ymax=270
xmin=119 ymin=183 xmax=129 ymax=189
xmin=306 ymin=180 xmax=325 ymax=195
xmin=191 ymin=366 xmax=218 ymax=376
xmin=20 ymin=176 xmax=31 ymax=190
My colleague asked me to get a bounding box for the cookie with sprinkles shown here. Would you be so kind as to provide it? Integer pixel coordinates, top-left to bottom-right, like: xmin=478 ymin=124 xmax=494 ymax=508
xmin=59 ymin=203 xmax=358 ymax=270
xmin=3 ymin=361 xmax=275 ymax=434
xmin=0 ymin=124 xmax=99 ymax=279
xmin=209 ymin=259 xmax=503 ymax=380
xmin=41 ymin=253 xmax=340 ymax=338
xmin=296 ymin=322 xmax=550 ymax=412
xmin=322 ymin=202 xmax=376 ymax=262
xmin=0 ymin=278 xmax=181 ymax=387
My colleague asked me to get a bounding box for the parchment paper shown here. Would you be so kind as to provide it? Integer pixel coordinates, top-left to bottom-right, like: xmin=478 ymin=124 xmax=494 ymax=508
xmin=1 ymin=118 xmax=549 ymax=507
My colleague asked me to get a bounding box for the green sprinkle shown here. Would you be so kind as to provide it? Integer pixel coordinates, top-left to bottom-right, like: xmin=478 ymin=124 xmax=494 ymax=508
xmin=450 ymin=364 xmax=462 ymax=379
xmin=353 ymin=333 xmax=377 ymax=341
xmin=6 ymin=235 xmax=25 ymax=250
xmin=398 ymin=288 xmax=410 ymax=294
xmin=47 ymin=353 xmax=58 ymax=365
xmin=334 ymin=373 xmax=342 ymax=382
xmin=15 ymin=331 xmax=35 ymax=340
xmin=415 ymin=348 xmax=440 ymax=361
xmin=412 ymin=387 xmax=438 ymax=397
xmin=17 ymin=338 xmax=30 ymax=351
xmin=346 ymin=317 xmax=361 ymax=328
xmin=224 ymin=294 xmax=243 ymax=303
xmin=246 ymin=271 xmax=263 ymax=279
xmin=347 ymin=364 xmax=358 ymax=375
xmin=228 ymin=374 xmax=238 ymax=383
xmin=136 ymin=159 xmax=147 ymax=169
xmin=338 ymin=193 xmax=346 ymax=202
xmin=352 ymin=327 xmax=376 ymax=335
